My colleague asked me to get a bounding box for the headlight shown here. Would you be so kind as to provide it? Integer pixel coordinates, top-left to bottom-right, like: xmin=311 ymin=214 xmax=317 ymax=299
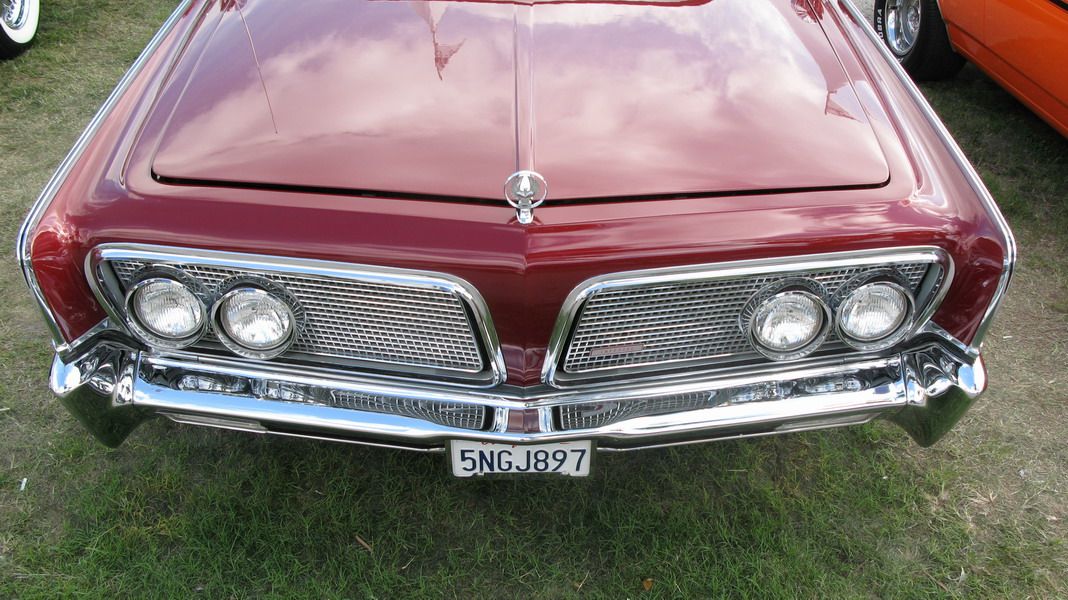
xmin=212 ymin=280 xmax=300 ymax=359
xmin=742 ymin=280 xmax=831 ymax=361
xmin=835 ymin=281 xmax=914 ymax=350
xmin=126 ymin=277 xmax=206 ymax=349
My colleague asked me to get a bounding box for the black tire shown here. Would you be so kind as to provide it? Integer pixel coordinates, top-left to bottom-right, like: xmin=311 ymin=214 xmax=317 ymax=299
xmin=0 ymin=0 xmax=40 ymax=59
xmin=874 ymin=0 xmax=964 ymax=81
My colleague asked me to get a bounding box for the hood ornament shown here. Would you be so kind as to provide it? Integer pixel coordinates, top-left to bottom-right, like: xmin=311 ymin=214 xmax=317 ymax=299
xmin=504 ymin=170 xmax=548 ymax=225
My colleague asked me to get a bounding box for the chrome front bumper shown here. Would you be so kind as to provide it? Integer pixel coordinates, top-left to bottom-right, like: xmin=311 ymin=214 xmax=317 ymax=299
xmin=49 ymin=340 xmax=986 ymax=452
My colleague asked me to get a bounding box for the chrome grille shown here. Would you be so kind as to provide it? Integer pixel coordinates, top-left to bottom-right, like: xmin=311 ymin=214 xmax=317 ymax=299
xmin=108 ymin=259 xmax=485 ymax=374
xmin=559 ymin=391 xmax=720 ymax=430
xmin=330 ymin=390 xmax=486 ymax=430
xmin=562 ymin=263 xmax=932 ymax=375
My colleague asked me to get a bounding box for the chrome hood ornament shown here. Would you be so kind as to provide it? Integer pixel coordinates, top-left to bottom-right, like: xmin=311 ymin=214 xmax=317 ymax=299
xmin=504 ymin=170 xmax=547 ymax=225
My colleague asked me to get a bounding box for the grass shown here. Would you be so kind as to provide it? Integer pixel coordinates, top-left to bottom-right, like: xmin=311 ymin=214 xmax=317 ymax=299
xmin=0 ymin=1 xmax=1066 ymax=598
xmin=3 ymin=425 xmax=995 ymax=598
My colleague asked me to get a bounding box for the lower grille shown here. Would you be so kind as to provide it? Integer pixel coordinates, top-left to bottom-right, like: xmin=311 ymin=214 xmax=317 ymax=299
xmin=556 ymin=374 xmax=870 ymax=431
xmin=559 ymin=391 xmax=720 ymax=431
xmin=331 ymin=390 xmax=487 ymax=430
xmin=167 ymin=370 xmax=489 ymax=430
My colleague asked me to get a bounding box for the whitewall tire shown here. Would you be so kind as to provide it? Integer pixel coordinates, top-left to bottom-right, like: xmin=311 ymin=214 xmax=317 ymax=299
xmin=1 ymin=0 xmax=40 ymax=59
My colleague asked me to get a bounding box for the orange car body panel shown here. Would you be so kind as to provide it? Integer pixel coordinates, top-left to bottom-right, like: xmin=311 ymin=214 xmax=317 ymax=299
xmin=941 ymin=0 xmax=1068 ymax=136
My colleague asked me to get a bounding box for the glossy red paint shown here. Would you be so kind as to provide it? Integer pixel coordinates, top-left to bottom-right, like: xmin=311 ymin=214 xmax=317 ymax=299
xmin=29 ymin=0 xmax=1010 ymax=386
xmin=148 ymin=0 xmax=889 ymax=200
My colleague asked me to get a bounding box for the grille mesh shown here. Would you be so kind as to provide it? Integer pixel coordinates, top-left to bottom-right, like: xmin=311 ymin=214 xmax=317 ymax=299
xmin=109 ymin=260 xmax=485 ymax=373
xmin=559 ymin=391 xmax=720 ymax=431
xmin=562 ymin=263 xmax=932 ymax=374
xmin=330 ymin=390 xmax=486 ymax=430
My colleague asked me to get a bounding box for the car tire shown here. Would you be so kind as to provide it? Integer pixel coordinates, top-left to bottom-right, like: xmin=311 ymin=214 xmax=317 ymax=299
xmin=874 ymin=0 xmax=964 ymax=81
xmin=0 ymin=0 xmax=40 ymax=59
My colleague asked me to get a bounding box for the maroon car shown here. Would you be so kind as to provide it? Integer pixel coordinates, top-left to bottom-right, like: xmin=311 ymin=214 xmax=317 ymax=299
xmin=18 ymin=0 xmax=1014 ymax=477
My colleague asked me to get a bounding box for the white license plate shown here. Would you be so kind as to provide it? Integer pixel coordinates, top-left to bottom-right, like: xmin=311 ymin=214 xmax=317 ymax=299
xmin=450 ymin=440 xmax=593 ymax=477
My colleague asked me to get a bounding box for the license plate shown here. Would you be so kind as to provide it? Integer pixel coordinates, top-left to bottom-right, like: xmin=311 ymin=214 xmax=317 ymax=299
xmin=450 ymin=440 xmax=593 ymax=477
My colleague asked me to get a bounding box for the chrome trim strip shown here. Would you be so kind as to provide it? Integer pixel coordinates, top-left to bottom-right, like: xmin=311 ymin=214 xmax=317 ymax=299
xmin=162 ymin=412 xmax=267 ymax=434
xmin=142 ymin=351 xmax=902 ymax=409
xmin=54 ymin=319 xmax=114 ymax=358
xmin=597 ymin=416 xmax=879 ymax=453
xmin=134 ymin=376 xmax=904 ymax=446
xmin=86 ymin=243 xmax=509 ymax=386
xmin=918 ymin=321 xmax=972 ymax=357
xmin=838 ymin=0 xmax=1017 ymax=355
xmin=542 ymin=246 xmax=952 ymax=386
xmin=14 ymin=0 xmax=194 ymax=348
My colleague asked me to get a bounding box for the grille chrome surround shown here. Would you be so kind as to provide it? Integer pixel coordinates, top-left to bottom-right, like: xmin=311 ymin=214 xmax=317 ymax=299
xmin=544 ymin=247 xmax=952 ymax=386
xmin=87 ymin=245 xmax=506 ymax=386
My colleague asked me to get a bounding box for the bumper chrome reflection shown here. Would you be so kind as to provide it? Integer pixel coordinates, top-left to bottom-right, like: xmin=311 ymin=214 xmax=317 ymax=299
xmin=49 ymin=342 xmax=985 ymax=451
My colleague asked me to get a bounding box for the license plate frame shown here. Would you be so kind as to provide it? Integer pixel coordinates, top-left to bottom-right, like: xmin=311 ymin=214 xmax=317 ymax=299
xmin=449 ymin=440 xmax=594 ymax=477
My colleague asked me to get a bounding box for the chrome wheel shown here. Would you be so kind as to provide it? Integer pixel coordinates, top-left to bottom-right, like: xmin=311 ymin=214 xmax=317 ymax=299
xmin=885 ymin=0 xmax=922 ymax=57
xmin=1 ymin=0 xmax=38 ymax=51
xmin=2 ymin=0 xmax=30 ymax=30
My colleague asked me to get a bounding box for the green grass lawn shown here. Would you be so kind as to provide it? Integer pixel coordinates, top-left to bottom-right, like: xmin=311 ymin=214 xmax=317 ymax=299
xmin=1 ymin=1 xmax=1066 ymax=598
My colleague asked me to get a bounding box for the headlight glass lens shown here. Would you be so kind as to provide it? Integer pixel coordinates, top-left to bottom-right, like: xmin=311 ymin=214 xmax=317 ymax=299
xmin=838 ymin=283 xmax=909 ymax=342
xmin=752 ymin=292 xmax=825 ymax=353
xmin=131 ymin=279 xmax=204 ymax=340
xmin=218 ymin=288 xmax=293 ymax=351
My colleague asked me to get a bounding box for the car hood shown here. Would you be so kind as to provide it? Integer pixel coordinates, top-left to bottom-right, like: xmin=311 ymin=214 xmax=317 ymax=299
xmin=146 ymin=0 xmax=890 ymax=201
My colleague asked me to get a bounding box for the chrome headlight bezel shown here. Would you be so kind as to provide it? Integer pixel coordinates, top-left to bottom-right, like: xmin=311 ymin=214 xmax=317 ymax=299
xmin=833 ymin=270 xmax=917 ymax=352
xmin=210 ymin=276 xmax=304 ymax=360
xmin=122 ymin=267 xmax=209 ymax=350
xmin=740 ymin=278 xmax=833 ymax=361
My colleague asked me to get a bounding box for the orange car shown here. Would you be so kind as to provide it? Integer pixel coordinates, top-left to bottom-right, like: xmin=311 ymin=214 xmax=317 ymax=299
xmin=875 ymin=0 xmax=1068 ymax=137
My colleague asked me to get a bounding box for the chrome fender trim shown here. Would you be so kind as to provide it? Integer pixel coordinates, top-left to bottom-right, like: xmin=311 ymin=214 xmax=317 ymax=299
xmin=837 ymin=0 xmax=1017 ymax=356
xmin=15 ymin=0 xmax=195 ymax=348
